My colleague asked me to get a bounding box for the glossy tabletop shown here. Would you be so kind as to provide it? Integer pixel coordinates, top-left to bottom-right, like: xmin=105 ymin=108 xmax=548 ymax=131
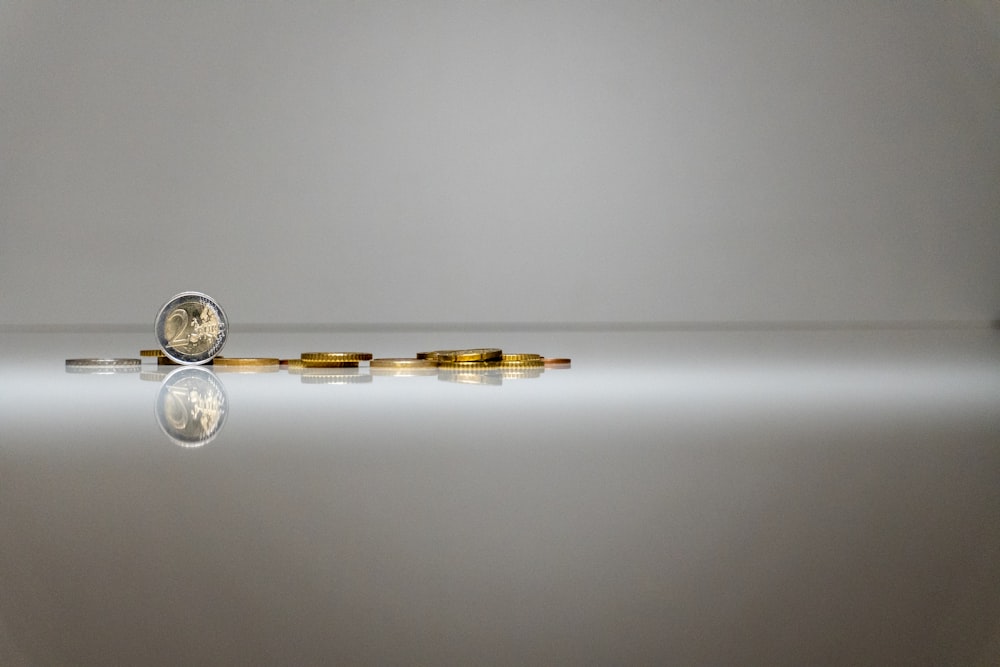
xmin=2 ymin=328 xmax=999 ymax=665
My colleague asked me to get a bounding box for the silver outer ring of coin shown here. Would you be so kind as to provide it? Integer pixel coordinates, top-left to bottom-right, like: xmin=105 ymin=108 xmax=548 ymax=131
xmin=65 ymin=358 xmax=141 ymax=367
xmin=154 ymin=291 xmax=228 ymax=365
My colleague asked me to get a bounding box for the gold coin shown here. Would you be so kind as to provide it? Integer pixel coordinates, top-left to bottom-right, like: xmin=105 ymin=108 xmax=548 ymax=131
xmin=370 ymin=358 xmax=438 ymax=369
xmin=140 ymin=349 xmax=166 ymax=357
xmin=543 ymin=357 xmax=572 ymax=367
xmin=435 ymin=348 xmax=502 ymax=362
xmin=301 ymin=359 xmax=361 ymax=368
xmin=281 ymin=358 xmax=304 ymax=369
xmin=500 ymin=353 xmax=542 ymax=361
xmin=212 ymin=357 xmax=280 ymax=366
xmin=301 ymin=352 xmax=373 ymax=362
xmin=436 ymin=360 xmax=502 ymax=369
xmin=499 ymin=359 xmax=545 ymax=368
xmin=416 ymin=350 xmax=453 ymax=361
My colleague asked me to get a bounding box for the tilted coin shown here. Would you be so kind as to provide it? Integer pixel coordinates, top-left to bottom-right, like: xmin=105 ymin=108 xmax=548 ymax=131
xmin=416 ymin=350 xmax=453 ymax=362
xmin=65 ymin=358 xmax=141 ymax=367
xmin=370 ymin=358 xmax=438 ymax=369
xmin=435 ymin=348 xmax=502 ymax=362
xmin=155 ymin=291 xmax=228 ymax=365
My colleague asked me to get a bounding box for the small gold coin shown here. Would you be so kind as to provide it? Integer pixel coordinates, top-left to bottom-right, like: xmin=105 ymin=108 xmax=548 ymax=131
xmin=370 ymin=358 xmax=438 ymax=369
xmin=500 ymin=353 xmax=542 ymax=361
xmin=140 ymin=349 xmax=166 ymax=357
xmin=435 ymin=348 xmax=502 ymax=362
xmin=301 ymin=352 xmax=373 ymax=363
xmin=212 ymin=357 xmax=280 ymax=367
xmin=543 ymin=357 xmax=572 ymax=367
xmin=436 ymin=360 xmax=502 ymax=369
xmin=301 ymin=360 xmax=361 ymax=368
xmin=499 ymin=359 xmax=545 ymax=368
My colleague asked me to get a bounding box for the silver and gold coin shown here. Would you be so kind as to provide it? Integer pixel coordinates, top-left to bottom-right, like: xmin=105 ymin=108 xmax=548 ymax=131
xmin=155 ymin=291 xmax=228 ymax=365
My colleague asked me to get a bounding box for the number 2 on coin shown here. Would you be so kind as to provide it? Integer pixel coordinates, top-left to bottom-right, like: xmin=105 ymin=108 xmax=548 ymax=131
xmin=167 ymin=308 xmax=190 ymax=347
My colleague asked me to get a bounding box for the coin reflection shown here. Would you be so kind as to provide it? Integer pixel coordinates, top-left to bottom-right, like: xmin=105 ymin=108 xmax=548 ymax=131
xmin=155 ymin=367 xmax=228 ymax=448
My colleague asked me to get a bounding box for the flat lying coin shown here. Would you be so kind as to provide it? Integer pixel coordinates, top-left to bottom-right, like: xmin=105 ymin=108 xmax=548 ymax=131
xmin=499 ymin=358 xmax=545 ymax=368
xmin=212 ymin=357 xmax=280 ymax=366
xmin=155 ymin=291 xmax=228 ymax=365
xmin=543 ymin=357 xmax=572 ymax=367
xmin=140 ymin=349 xmax=166 ymax=357
xmin=66 ymin=358 xmax=141 ymax=367
xmin=301 ymin=352 xmax=373 ymax=363
xmin=437 ymin=360 xmax=502 ymax=369
xmin=501 ymin=353 xmax=542 ymax=361
xmin=370 ymin=358 xmax=438 ymax=369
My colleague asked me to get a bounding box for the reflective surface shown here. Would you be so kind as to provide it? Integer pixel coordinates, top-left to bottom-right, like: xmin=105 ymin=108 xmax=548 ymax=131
xmin=2 ymin=328 xmax=999 ymax=665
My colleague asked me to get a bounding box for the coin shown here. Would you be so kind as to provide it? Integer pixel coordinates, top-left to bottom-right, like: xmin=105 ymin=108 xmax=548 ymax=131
xmin=499 ymin=358 xmax=545 ymax=368
xmin=140 ymin=349 xmax=166 ymax=357
xmin=212 ymin=357 xmax=280 ymax=366
xmin=435 ymin=348 xmax=502 ymax=362
xmin=370 ymin=358 xmax=438 ymax=369
xmin=436 ymin=360 xmax=502 ymax=370
xmin=65 ymin=358 xmax=141 ymax=367
xmin=301 ymin=352 xmax=373 ymax=363
xmin=543 ymin=357 xmax=572 ymax=367
xmin=155 ymin=291 xmax=228 ymax=365
xmin=416 ymin=350 xmax=453 ymax=362
xmin=501 ymin=353 xmax=542 ymax=361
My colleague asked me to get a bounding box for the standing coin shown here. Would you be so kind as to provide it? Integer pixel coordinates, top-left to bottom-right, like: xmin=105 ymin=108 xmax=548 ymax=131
xmin=155 ymin=292 xmax=228 ymax=365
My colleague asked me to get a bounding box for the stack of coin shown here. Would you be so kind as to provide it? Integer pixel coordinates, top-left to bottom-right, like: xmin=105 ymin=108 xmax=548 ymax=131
xmin=300 ymin=352 xmax=373 ymax=368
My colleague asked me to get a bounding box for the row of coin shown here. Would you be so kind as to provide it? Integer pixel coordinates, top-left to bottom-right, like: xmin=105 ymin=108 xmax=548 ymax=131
xmin=68 ymin=349 xmax=570 ymax=370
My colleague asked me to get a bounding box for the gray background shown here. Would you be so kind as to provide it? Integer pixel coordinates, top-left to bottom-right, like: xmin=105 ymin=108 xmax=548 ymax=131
xmin=2 ymin=1 xmax=998 ymax=327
